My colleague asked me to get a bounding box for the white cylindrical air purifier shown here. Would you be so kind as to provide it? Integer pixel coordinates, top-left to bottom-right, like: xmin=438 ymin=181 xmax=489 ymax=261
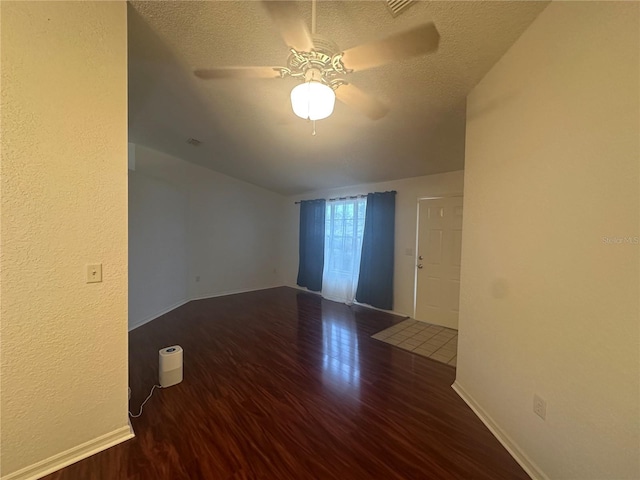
xmin=159 ymin=345 xmax=183 ymax=388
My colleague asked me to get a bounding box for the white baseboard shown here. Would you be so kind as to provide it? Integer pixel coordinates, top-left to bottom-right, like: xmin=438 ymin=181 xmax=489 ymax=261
xmin=128 ymin=283 xmax=409 ymax=333
xmin=286 ymin=284 xmax=410 ymax=319
xmin=189 ymin=284 xmax=283 ymax=302
xmin=2 ymin=425 xmax=134 ymax=480
xmin=128 ymin=297 xmax=191 ymax=331
xmin=352 ymin=300 xmax=410 ymax=319
xmin=284 ymin=284 xmax=322 ymax=295
xmin=452 ymin=381 xmax=547 ymax=480
xmin=129 ymin=285 xmax=285 ymax=331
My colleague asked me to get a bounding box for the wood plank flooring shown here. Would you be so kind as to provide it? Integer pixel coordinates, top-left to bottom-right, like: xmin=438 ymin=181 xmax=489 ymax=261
xmin=44 ymin=287 xmax=529 ymax=479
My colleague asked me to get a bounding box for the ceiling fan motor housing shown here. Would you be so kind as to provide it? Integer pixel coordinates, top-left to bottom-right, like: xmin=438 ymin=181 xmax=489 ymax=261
xmin=304 ymin=68 xmax=323 ymax=83
xmin=310 ymin=34 xmax=340 ymax=57
xmin=286 ymin=35 xmax=350 ymax=90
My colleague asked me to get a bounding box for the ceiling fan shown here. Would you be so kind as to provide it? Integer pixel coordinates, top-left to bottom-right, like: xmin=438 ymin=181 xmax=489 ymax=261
xmin=194 ymin=0 xmax=440 ymax=124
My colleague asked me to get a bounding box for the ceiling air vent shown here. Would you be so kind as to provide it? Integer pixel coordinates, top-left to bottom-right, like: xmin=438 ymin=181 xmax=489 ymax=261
xmin=386 ymin=0 xmax=415 ymax=18
xmin=186 ymin=138 xmax=202 ymax=146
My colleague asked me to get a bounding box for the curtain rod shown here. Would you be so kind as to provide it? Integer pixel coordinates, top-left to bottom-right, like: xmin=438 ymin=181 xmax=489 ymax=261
xmin=294 ymin=195 xmax=365 ymax=205
xmin=294 ymin=191 xmax=396 ymax=205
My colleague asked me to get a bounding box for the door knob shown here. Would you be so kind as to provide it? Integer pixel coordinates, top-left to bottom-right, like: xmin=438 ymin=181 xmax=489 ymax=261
xmin=418 ymin=255 xmax=423 ymax=260
xmin=417 ymin=264 xmax=423 ymax=269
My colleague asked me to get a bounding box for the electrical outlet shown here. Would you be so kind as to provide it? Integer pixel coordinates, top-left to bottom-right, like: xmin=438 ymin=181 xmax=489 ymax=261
xmin=533 ymin=394 xmax=547 ymax=420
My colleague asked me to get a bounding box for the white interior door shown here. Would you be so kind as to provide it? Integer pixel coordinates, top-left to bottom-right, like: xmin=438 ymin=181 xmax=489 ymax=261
xmin=414 ymin=196 xmax=463 ymax=329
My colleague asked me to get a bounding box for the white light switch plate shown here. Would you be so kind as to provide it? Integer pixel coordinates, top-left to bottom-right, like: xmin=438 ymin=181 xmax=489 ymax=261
xmin=87 ymin=264 xmax=102 ymax=283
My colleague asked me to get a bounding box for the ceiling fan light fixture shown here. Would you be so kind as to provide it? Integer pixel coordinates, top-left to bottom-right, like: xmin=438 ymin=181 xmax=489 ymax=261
xmin=290 ymin=69 xmax=335 ymax=121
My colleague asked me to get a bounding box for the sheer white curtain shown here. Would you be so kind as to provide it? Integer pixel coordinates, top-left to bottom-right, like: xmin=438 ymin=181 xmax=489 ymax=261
xmin=321 ymin=198 xmax=367 ymax=304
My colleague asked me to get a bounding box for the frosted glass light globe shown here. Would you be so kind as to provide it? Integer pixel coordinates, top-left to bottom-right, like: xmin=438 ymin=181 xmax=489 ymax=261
xmin=290 ymin=81 xmax=336 ymax=121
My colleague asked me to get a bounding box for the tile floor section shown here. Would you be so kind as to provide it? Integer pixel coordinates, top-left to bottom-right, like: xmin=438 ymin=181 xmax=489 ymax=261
xmin=372 ymin=319 xmax=458 ymax=367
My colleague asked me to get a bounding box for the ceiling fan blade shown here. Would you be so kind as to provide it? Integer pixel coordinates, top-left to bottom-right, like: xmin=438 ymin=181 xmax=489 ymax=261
xmin=262 ymin=0 xmax=314 ymax=52
xmin=336 ymin=84 xmax=389 ymax=120
xmin=341 ymin=23 xmax=439 ymax=72
xmin=194 ymin=67 xmax=282 ymax=80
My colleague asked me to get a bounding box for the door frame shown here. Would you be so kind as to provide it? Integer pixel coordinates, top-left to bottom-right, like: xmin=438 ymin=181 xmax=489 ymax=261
xmin=413 ymin=194 xmax=464 ymax=321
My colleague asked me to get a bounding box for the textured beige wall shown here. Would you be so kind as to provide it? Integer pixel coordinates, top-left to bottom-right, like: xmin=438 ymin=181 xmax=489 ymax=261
xmin=457 ymin=2 xmax=639 ymax=479
xmin=0 ymin=1 xmax=129 ymax=476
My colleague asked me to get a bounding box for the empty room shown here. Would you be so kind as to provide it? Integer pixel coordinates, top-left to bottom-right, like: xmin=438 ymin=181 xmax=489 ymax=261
xmin=1 ymin=1 xmax=638 ymax=479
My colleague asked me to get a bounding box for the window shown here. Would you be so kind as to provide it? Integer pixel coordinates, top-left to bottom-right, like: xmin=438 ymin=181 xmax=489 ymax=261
xmin=322 ymin=198 xmax=367 ymax=304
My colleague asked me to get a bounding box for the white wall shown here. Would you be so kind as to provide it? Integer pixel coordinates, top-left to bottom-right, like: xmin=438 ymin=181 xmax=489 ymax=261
xmin=456 ymin=2 xmax=639 ymax=479
xmin=0 ymin=2 xmax=130 ymax=478
xmin=282 ymin=171 xmax=465 ymax=316
xmin=129 ymin=144 xmax=283 ymax=328
xmin=128 ymin=171 xmax=189 ymax=329
xmin=186 ymin=167 xmax=284 ymax=300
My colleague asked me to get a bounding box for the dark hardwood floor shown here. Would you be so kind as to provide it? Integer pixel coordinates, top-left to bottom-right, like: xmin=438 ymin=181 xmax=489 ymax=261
xmin=44 ymin=287 xmax=528 ymax=479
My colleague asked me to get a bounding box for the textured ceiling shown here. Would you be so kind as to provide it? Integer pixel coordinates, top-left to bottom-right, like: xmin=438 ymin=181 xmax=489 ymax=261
xmin=128 ymin=0 xmax=548 ymax=195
